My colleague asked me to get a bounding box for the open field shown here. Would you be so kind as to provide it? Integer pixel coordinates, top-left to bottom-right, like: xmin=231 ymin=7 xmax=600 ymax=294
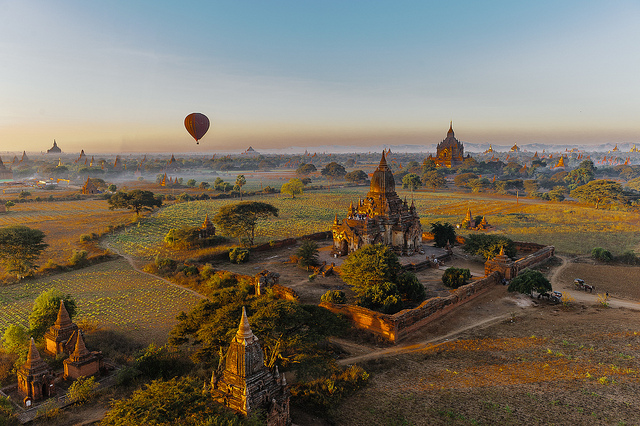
xmin=0 ymin=258 xmax=202 ymax=345
xmin=0 ymin=199 xmax=133 ymax=277
xmin=331 ymin=285 xmax=640 ymax=425
xmin=102 ymin=186 xmax=640 ymax=261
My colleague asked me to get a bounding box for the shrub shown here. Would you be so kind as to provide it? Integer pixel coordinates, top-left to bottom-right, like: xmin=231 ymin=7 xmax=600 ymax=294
xmin=296 ymin=239 xmax=319 ymax=269
xmin=321 ymin=290 xmax=346 ymax=304
xmin=397 ymin=272 xmax=426 ymax=302
xmin=591 ymin=247 xmax=613 ymax=262
xmin=507 ymin=269 xmax=552 ymax=295
xmin=358 ymin=282 xmax=403 ymax=314
xmin=442 ymin=268 xmax=471 ymax=289
xmin=229 ymin=248 xmax=250 ymax=264
xmin=430 ymin=222 xmax=456 ymax=248
xmin=79 ymin=233 xmax=93 ymax=242
xmin=617 ymin=250 xmax=639 ymax=265
xmin=67 ymin=376 xmax=98 ymax=404
xmin=154 ymin=255 xmax=177 ymax=273
xmin=68 ymin=250 xmax=89 ymax=268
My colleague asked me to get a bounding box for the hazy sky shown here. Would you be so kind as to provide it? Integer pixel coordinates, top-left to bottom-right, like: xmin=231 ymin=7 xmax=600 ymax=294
xmin=1 ymin=0 xmax=640 ymax=153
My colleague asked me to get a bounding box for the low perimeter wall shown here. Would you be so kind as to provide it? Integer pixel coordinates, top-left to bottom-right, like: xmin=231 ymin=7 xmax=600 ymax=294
xmin=320 ymin=272 xmax=501 ymax=343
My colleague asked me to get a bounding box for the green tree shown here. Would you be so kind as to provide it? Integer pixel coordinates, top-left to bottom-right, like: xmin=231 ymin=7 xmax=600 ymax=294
xmin=402 ymin=173 xmax=422 ymax=194
xmin=0 ymin=225 xmax=48 ymax=279
xmin=467 ymin=177 xmax=490 ymax=193
xmin=321 ymin=290 xmax=346 ymax=304
xmin=186 ymin=179 xmax=196 ymax=187
xmin=421 ymin=158 xmax=437 ymax=174
xmin=463 ymin=234 xmax=516 ymax=260
xmin=296 ymin=163 xmax=317 ymax=176
xmin=523 ymin=179 xmax=539 ymax=195
xmin=213 ymin=202 xmax=278 ymax=246
xmin=321 ymin=162 xmax=347 ymax=189
xmin=422 ymin=170 xmax=446 ymax=191
xmin=199 ymin=181 xmax=210 ymax=190
xmin=18 ymin=191 xmax=31 ymax=199
xmin=340 ymin=244 xmax=424 ymax=311
xmin=108 ymin=190 xmax=162 ymax=215
xmin=107 ymin=184 xmax=117 ymax=192
xmin=591 ymin=247 xmax=613 ymax=262
xmin=29 ymin=289 xmax=76 ymax=339
xmin=296 ymin=239 xmax=319 ymax=269
xmin=281 ymin=178 xmax=305 ymax=199
xmin=442 ymin=268 xmax=471 ymax=289
xmin=5 ymin=201 xmax=14 ymax=211
xmin=2 ymin=324 xmax=29 ymax=353
xmin=235 ymin=175 xmax=247 ymax=200
xmin=570 ymin=180 xmax=625 ymax=209
xmin=507 ymin=269 xmax=552 ymax=296
xmin=430 ymin=222 xmax=456 ymax=248
xmin=67 ymin=376 xmax=98 ymax=404
xmin=344 ymin=170 xmax=369 ymax=184
xmin=454 ymin=173 xmax=478 ymax=188
xmin=101 ymin=377 xmax=248 ymax=426
xmin=626 ymin=176 xmax=640 ymax=192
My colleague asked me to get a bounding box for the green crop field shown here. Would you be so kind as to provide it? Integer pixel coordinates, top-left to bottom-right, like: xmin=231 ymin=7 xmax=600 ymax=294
xmin=0 ymin=259 xmax=202 ymax=345
xmin=104 ymin=186 xmax=640 ymax=259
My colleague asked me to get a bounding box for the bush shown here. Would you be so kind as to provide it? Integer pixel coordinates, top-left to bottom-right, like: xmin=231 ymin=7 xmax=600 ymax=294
xmin=68 ymin=250 xmax=89 ymax=268
xmin=508 ymin=269 xmax=551 ymax=295
xmin=442 ymin=268 xmax=471 ymax=289
xmin=430 ymin=222 xmax=456 ymax=248
xmin=591 ymin=247 xmax=613 ymax=262
xmin=229 ymin=248 xmax=250 ymax=264
xmin=67 ymin=376 xmax=98 ymax=404
xmin=154 ymin=256 xmax=177 ymax=273
xmin=617 ymin=250 xmax=639 ymax=265
xmin=397 ymin=272 xmax=426 ymax=302
xmin=321 ymin=290 xmax=346 ymax=304
xmin=358 ymin=282 xmax=403 ymax=314
xmin=463 ymin=234 xmax=516 ymax=260
xmin=79 ymin=233 xmax=93 ymax=242
xmin=296 ymin=239 xmax=319 ymax=269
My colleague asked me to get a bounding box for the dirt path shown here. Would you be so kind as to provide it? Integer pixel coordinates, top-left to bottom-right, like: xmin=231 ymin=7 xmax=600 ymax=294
xmin=337 ymin=313 xmax=508 ymax=365
xmin=550 ymin=255 xmax=640 ymax=311
xmin=104 ymin=243 xmax=207 ymax=300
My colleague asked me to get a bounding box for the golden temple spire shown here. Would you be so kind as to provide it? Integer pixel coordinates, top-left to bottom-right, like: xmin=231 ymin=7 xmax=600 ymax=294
xmin=236 ymin=307 xmax=255 ymax=341
xmin=55 ymin=300 xmax=72 ymax=327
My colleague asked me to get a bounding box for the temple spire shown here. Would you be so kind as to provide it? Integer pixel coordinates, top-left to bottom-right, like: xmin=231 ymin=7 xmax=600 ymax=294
xmin=70 ymin=332 xmax=90 ymax=361
xmin=55 ymin=300 xmax=72 ymax=327
xmin=25 ymin=338 xmax=42 ymax=369
xmin=236 ymin=307 xmax=255 ymax=341
xmin=378 ymin=151 xmax=389 ymax=171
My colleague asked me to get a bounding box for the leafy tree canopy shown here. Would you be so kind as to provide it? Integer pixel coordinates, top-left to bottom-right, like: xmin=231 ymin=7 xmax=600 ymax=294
xmin=281 ymin=178 xmax=305 ymax=199
xmin=296 ymin=239 xmax=319 ymax=269
xmin=442 ymin=268 xmax=471 ymax=289
xmin=0 ymin=225 xmax=48 ymax=279
xmin=213 ymin=201 xmax=278 ymax=246
xmin=430 ymin=222 xmax=456 ymax=248
xmin=296 ymin=163 xmax=317 ymax=176
xmin=463 ymin=234 xmax=516 ymax=260
xmin=321 ymin=162 xmax=347 ymax=182
xmin=422 ymin=170 xmax=447 ymax=191
xmin=29 ymin=288 xmax=77 ymax=339
xmin=402 ymin=173 xmax=422 ymax=192
xmin=344 ymin=170 xmax=369 ymax=183
xmin=108 ymin=189 xmax=162 ymax=215
xmin=570 ymin=179 xmax=625 ymax=209
xmin=507 ymin=269 xmax=551 ymax=295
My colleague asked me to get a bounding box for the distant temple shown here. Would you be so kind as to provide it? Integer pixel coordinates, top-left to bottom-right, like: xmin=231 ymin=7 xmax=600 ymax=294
xmin=243 ymin=146 xmax=260 ymax=157
xmin=47 ymin=140 xmax=62 ymax=154
xmin=428 ymin=122 xmax=468 ymax=168
xmin=81 ymin=177 xmax=101 ymax=195
xmin=198 ymin=215 xmax=216 ymax=239
xmin=332 ymin=152 xmax=423 ymax=256
xmin=63 ymin=332 xmax=103 ymax=380
xmin=484 ymin=144 xmax=495 ymax=154
xmin=211 ymin=308 xmax=291 ymax=425
xmin=510 ymin=143 xmax=520 ymax=152
xmin=44 ymin=301 xmax=79 ymax=356
xmin=552 ymin=156 xmax=566 ymax=170
xmin=0 ymin=157 xmax=13 ymax=180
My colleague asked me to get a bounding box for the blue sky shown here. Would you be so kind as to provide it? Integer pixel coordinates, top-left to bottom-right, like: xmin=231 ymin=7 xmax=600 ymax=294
xmin=1 ymin=1 xmax=639 ymax=153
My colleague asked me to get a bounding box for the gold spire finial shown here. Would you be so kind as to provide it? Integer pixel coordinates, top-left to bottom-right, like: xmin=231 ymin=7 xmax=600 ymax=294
xmin=236 ymin=307 xmax=255 ymax=341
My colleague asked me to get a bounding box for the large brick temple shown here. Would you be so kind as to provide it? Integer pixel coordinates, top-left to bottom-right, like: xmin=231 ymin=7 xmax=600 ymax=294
xmin=332 ymin=151 xmax=423 ymax=256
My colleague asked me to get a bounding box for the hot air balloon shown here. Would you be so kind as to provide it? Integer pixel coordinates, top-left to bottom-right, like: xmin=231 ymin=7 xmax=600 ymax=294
xmin=184 ymin=113 xmax=210 ymax=144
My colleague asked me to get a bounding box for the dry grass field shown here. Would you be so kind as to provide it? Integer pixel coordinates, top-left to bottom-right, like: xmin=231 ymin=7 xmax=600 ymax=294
xmin=0 ymin=199 xmax=134 ymax=278
xmin=330 ymin=286 xmax=640 ymax=426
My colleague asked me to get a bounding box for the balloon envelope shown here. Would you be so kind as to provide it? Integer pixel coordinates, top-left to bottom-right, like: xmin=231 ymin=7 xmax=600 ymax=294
xmin=184 ymin=113 xmax=210 ymax=142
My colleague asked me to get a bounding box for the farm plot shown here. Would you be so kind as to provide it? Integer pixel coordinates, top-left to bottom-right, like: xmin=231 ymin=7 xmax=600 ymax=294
xmin=0 ymin=258 xmax=202 ymax=345
xmin=0 ymin=199 xmax=133 ymax=276
xmin=103 ymin=189 xmax=362 ymax=259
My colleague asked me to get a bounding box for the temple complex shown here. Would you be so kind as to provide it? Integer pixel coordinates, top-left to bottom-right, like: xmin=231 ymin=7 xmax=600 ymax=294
xmin=44 ymin=301 xmax=79 ymax=356
xmin=332 ymin=152 xmax=423 ymax=256
xmin=63 ymin=332 xmax=103 ymax=380
xmin=17 ymin=338 xmax=56 ymax=406
xmin=47 ymin=140 xmax=62 ymax=154
xmin=211 ymin=308 xmax=290 ymax=426
xmin=428 ymin=122 xmax=468 ymax=168
xmin=458 ymin=208 xmax=491 ymax=230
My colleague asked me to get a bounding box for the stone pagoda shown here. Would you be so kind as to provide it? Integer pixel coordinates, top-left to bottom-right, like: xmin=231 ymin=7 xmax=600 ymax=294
xmin=47 ymin=140 xmax=62 ymax=154
xmin=198 ymin=214 xmax=216 ymax=239
xmin=44 ymin=301 xmax=79 ymax=356
xmin=63 ymin=332 xmax=103 ymax=380
xmin=212 ymin=308 xmax=290 ymax=426
xmin=17 ymin=338 xmax=56 ymax=406
xmin=332 ymin=152 xmax=423 ymax=256
xmin=428 ymin=122 xmax=468 ymax=168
